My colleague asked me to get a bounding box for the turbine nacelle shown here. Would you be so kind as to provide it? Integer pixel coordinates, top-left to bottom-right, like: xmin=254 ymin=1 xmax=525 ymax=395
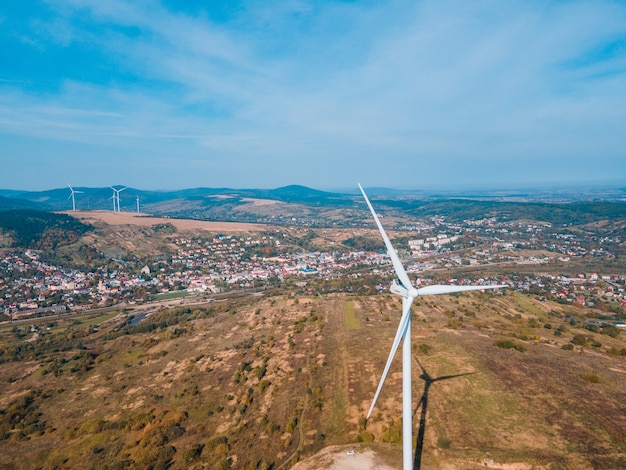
xmin=390 ymin=279 xmax=410 ymax=298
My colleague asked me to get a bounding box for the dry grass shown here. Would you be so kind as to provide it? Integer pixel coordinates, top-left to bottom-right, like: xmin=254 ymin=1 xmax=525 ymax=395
xmin=0 ymin=292 xmax=624 ymax=469
xmin=68 ymin=210 xmax=270 ymax=231
xmin=342 ymin=301 xmax=361 ymax=330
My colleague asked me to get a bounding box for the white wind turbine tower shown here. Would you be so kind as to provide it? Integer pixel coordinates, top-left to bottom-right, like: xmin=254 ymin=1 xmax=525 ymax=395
xmin=67 ymin=185 xmax=83 ymax=211
xmin=109 ymin=187 xmax=118 ymax=212
xmin=136 ymin=194 xmax=140 ymax=214
xmin=358 ymin=184 xmax=506 ymax=470
xmin=116 ymin=187 xmax=127 ymax=212
xmin=110 ymin=186 xmax=127 ymax=212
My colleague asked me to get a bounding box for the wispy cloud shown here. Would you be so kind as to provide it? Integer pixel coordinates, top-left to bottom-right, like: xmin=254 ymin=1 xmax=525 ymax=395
xmin=1 ymin=0 xmax=625 ymax=189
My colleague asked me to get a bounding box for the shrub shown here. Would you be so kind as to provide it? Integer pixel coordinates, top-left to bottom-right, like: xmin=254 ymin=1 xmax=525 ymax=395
xmin=357 ymin=431 xmax=375 ymax=442
xmin=437 ymin=436 xmax=452 ymax=449
xmin=135 ymin=445 xmax=176 ymax=469
xmin=381 ymin=420 xmax=402 ymax=443
xmin=579 ymin=372 xmax=601 ymax=384
xmin=602 ymin=326 xmax=621 ymax=338
xmin=608 ymin=347 xmax=621 ymax=356
xmin=205 ymin=436 xmax=230 ymax=456
xmin=571 ymin=334 xmax=589 ymax=346
xmin=259 ymin=380 xmax=271 ymax=394
xmin=358 ymin=416 xmax=367 ymax=432
xmin=182 ymin=444 xmax=204 ymax=462
xmin=494 ymin=339 xmax=526 ymax=352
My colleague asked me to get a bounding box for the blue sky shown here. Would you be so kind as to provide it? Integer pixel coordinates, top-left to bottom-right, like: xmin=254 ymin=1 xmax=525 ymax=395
xmin=1 ymin=0 xmax=625 ymax=191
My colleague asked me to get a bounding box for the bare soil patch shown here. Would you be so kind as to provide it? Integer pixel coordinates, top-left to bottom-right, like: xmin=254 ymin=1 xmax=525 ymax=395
xmin=241 ymin=198 xmax=281 ymax=207
xmin=292 ymin=444 xmax=399 ymax=470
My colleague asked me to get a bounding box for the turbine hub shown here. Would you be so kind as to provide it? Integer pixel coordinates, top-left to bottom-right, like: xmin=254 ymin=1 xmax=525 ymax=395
xmin=408 ymin=287 xmax=419 ymax=298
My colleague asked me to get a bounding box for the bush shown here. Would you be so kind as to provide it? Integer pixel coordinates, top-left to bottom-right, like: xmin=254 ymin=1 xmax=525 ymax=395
xmin=205 ymin=436 xmax=230 ymax=456
xmin=259 ymin=380 xmax=271 ymax=394
xmin=357 ymin=431 xmax=375 ymax=442
xmin=437 ymin=436 xmax=452 ymax=449
xmin=494 ymin=339 xmax=526 ymax=352
xmin=602 ymin=326 xmax=621 ymax=338
xmin=579 ymin=372 xmax=601 ymax=384
xmin=182 ymin=443 xmax=204 ymax=462
xmin=135 ymin=445 xmax=176 ymax=469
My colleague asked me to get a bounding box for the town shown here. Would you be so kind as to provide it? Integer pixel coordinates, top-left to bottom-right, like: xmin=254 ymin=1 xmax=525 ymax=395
xmin=2 ymin=211 xmax=624 ymax=323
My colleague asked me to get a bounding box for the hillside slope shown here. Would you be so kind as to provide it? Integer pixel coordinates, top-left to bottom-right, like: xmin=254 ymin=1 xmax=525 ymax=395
xmin=0 ymin=291 xmax=624 ymax=469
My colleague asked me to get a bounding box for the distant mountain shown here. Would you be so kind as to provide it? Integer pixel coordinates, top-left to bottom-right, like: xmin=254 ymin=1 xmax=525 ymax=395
xmin=260 ymin=185 xmax=353 ymax=205
xmin=1 ymin=185 xmax=625 ymax=227
xmin=0 ymin=185 xmax=356 ymax=213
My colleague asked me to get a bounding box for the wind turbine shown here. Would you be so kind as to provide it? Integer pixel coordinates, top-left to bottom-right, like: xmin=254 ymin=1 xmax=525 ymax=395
xmin=115 ymin=187 xmax=127 ymax=212
xmin=109 ymin=187 xmax=117 ymax=212
xmin=136 ymin=194 xmax=140 ymax=214
xmin=110 ymin=186 xmax=127 ymax=212
xmin=358 ymin=183 xmax=506 ymax=470
xmin=67 ymin=185 xmax=83 ymax=211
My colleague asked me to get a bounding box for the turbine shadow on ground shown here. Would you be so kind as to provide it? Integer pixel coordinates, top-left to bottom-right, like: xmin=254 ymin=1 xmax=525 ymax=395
xmin=412 ymin=358 xmax=474 ymax=470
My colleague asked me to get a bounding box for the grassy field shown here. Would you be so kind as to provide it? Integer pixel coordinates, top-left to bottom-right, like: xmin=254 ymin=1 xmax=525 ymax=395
xmin=0 ymin=291 xmax=624 ymax=469
xmin=343 ymin=300 xmax=361 ymax=330
xmin=150 ymin=290 xmax=194 ymax=301
xmin=73 ymin=311 xmax=120 ymax=327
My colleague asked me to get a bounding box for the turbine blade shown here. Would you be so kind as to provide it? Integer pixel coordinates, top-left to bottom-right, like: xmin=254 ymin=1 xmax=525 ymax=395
xmin=415 ymin=284 xmax=507 ymax=296
xmin=367 ymin=297 xmax=413 ymax=418
xmin=358 ymin=183 xmax=413 ymax=290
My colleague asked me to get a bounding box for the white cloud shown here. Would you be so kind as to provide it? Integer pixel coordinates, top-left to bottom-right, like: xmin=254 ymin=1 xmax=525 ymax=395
xmin=1 ymin=0 xmax=625 ymax=189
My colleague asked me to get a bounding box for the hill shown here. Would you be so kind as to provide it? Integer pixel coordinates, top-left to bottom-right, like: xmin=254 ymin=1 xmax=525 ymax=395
xmin=0 ymin=210 xmax=92 ymax=249
xmin=0 ymin=196 xmax=50 ymax=211
xmin=0 ymin=290 xmax=624 ymax=469
xmin=3 ymin=185 xmax=626 ymax=228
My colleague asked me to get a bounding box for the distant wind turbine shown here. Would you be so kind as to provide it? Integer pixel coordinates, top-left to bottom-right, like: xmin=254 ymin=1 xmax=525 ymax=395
xmin=67 ymin=185 xmax=83 ymax=211
xmin=136 ymin=194 xmax=140 ymax=214
xmin=109 ymin=187 xmax=117 ymax=212
xmin=109 ymin=186 xmax=127 ymax=212
xmin=358 ymin=183 xmax=506 ymax=470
